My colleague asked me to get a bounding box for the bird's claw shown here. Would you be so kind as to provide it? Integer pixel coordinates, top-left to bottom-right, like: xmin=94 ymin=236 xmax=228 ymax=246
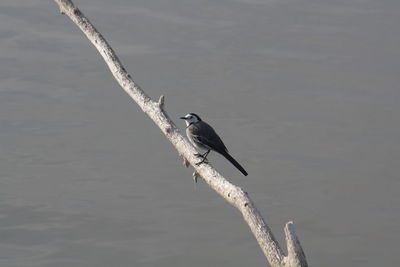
xmin=194 ymin=150 xmax=210 ymax=165
xmin=195 ymin=158 xmax=208 ymax=166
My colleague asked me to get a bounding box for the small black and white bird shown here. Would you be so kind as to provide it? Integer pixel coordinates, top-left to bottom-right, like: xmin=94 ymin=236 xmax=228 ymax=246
xmin=180 ymin=113 xmax=248 ymax=176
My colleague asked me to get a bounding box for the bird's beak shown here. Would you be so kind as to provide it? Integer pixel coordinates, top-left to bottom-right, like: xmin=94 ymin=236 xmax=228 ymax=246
xmin=179 ymin=116 xmax=186 ymax=120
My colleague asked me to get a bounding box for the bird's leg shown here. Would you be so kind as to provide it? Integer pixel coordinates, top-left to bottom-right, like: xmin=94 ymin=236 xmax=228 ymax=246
xmin=195 ymin=150 xmax=210 ymax=165
xmin=194 ymin=150 xmax=209 ymax=158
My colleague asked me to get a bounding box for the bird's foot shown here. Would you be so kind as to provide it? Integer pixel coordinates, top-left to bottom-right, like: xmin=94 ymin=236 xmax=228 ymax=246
xmin=194 ymin=152 xmax=206 ymax=158
xmin=194 ymin=150 xmax=210 ymax=165
xmin=195 ymin=155 xmax=208 ymax=165
xmin=195 ymin=159 xmax=208 ymax=166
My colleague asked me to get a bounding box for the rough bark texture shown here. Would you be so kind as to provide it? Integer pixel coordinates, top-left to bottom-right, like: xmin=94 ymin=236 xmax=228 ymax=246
xmin=53 ymin=1 xmax=308 ymax=266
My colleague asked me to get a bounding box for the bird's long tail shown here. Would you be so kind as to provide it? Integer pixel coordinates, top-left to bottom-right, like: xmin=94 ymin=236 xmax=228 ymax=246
xmin=221 ymin=151 xmax=248 ymax=176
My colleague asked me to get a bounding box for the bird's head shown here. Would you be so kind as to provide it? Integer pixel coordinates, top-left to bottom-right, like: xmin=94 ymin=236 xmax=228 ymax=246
xmin=180 ymin=113 xmax=202 ymax=126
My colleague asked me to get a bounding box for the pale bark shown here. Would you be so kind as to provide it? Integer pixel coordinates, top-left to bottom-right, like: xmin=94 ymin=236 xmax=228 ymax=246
xmin=53 ymin=1 xmax=308 ymax=266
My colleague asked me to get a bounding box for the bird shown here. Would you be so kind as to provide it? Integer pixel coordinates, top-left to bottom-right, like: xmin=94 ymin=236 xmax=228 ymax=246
xmin=180 ymin=113 xmax=248 ymax=176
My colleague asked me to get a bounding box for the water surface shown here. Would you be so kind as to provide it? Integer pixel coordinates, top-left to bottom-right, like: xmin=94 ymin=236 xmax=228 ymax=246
xmin=0 ymin=0 xmax=399 ymax=266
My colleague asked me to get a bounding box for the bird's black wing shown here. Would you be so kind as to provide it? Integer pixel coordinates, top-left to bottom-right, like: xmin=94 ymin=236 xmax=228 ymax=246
xmin=190 ymin=122 xmax=228 ymax=154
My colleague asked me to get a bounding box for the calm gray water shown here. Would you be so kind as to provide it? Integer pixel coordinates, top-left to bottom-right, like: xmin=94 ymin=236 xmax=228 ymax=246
xmin=1 ymin=0 xmax=399 ymax=266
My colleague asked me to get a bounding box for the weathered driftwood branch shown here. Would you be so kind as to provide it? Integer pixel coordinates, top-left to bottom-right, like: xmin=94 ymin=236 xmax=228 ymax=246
xmin=53 ymin=1 xmax=308 ymax=266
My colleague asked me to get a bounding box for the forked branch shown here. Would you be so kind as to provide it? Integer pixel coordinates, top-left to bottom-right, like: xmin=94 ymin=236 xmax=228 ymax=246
xmin=53 ymin=1 xmax=307 ymax=266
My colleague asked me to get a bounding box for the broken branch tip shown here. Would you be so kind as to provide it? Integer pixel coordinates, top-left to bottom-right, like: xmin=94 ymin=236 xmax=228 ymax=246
xmin=158 ymin=95 xmax=165 ymax=109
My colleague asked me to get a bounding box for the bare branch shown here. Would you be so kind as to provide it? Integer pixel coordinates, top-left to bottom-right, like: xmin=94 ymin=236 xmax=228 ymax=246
xmin=53 ymin=1 xmax=307 ymax=266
